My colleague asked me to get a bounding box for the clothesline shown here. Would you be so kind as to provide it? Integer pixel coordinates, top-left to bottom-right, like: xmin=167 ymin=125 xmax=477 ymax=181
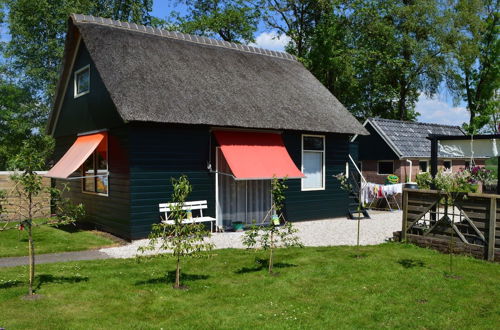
xmin=360 ymin=182 xmax=403 ymax=211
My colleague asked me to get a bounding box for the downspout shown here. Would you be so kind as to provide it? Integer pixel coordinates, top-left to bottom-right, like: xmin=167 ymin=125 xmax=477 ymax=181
xmin=406 ymin=159 xmax=412 ymax=183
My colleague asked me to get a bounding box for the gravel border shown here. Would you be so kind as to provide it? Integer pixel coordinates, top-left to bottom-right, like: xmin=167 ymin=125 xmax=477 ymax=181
xmin=101 ymin=210 xmax=402 ymax=259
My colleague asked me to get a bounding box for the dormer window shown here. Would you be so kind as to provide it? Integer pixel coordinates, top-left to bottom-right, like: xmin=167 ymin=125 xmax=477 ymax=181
xmin=74 ymin=65 xmax=90 ymax=98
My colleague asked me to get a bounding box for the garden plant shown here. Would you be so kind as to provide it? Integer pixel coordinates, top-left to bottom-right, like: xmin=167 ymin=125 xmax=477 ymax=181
xmin=139 ymin=175 xmax=213 ymax=289
xmin=242 ymin=177 xmax=302 ymax=274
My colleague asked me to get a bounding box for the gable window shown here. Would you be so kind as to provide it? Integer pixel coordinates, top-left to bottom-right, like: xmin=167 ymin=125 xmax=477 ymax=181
xmin=302 ymin=135 xmax=325 ymax=190
xmin=419 ymin=160 xmax=428 ymax=173
xmin=377 ymin=161 xmax=394 ymax=175
xmin=74 ymin=65 xmax=90 ymax=98
xmin=82 ymin=138 xmax=108 ymax=195
xmin=443 ymin=160 xmax=452 ymax=171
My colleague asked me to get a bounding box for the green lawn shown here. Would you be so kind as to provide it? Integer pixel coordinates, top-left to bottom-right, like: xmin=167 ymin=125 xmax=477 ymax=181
xmin=0 ymin=223 xmax=117 ymax=258
xmin=0 ymin=244 xmax=499 ymax=329
xmin=485 ymin=157 xmax=498 ymax=178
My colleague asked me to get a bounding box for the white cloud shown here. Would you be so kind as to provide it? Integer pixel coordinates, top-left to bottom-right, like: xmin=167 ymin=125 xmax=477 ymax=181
xmin=249 ymin=31 xmax=290 ymax=52
xmin=416 ymin=93 xmax=469 ymax=127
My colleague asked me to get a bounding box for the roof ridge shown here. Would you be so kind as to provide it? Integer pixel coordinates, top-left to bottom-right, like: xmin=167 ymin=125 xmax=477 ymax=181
xmin=369 ymin=117 xmax=462 ymax=130
xmin=70 ymin=14 xmax=297 ymax=62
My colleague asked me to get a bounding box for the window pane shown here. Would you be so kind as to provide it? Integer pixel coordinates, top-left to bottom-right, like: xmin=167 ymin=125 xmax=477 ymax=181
xmin=303 ymin=151 xmax=323 ymax=189
xmin=378 ymin=161 xmax=393 ymax=175
xmin=96 ymin=149 xmax=108 ymax=194
xmin=419 ymin=161 xmax=428 ymax=173
xmin=83 ymin=154 xmax=95 ymax=192
xmin=76 ymin=68 xmax=89 ymax=95
xmin=303 ymin=136 xmax=324 ymax=150
xmin=443 ymin=161 xmax=452 ymax=170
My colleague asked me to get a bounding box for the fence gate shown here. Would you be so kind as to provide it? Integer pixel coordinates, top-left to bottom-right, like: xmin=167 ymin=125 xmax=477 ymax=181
xmin=401 ymin=189 xmax=499 ymax=261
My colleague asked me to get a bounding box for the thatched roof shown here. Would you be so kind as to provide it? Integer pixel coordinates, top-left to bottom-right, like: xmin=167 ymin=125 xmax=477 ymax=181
xmin=48 ymin=14 xmax=368 ymax=135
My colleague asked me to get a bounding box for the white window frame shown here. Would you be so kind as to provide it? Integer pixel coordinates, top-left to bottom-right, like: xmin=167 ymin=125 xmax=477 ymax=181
xmin=74 ymin=64 xmax=90 ymax=98
xmin=81 ymin=136 xmax=109 ymax=197
xmin=419 ymin=160 xmax=429 ymax=173
xmin=301 ymin=134 xmax=325 ymax=191
xmin=443 ymin=159 xmax=453 ymax=171
xmin=377 ymin=160 xmax=394 ymax=175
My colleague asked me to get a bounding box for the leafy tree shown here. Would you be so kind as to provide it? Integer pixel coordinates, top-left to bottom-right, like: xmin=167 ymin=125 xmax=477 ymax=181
xmin=139 ymin=175 xmax=213 ymax=289
xmin=0 ymin=135 xmax=85 ymax=296
xmin=170 ymin=0 xmax=261 ymax=43
xmin=445 ymin=0 xmax=499 ymax=133
xmin=263 ymin=0 xmax=330 ymax=58
xmin=242 ymin=177 xmax=302 ymax=274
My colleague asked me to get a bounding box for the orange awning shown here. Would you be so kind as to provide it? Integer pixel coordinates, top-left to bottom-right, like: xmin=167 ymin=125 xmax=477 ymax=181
xmin=45 ymin=132 xmax=106 ymax=179
xmin=214 ymin=130 xmax=304 ymax=180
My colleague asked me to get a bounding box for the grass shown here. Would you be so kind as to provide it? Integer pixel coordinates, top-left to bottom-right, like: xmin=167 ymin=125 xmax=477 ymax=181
xmin=0 ymin=223 xmax=117 ymax=258
xmin=0 ymin=244 xmax=499 ymax=329
xmin=485 ymin=157 xmax=498 ymax=179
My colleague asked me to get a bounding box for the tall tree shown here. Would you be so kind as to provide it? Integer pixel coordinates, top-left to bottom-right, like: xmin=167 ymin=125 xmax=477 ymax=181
xmin=446 ymin=0 xmax=499 ymax=133
xmin=263 ymin=0 xmax=330 ymax=58
xmin=170 ymin=0 xmax=261 ymax=43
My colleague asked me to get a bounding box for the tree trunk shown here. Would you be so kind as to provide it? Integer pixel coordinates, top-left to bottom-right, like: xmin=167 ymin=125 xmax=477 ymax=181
xmin=28 ymin=225 xmax=35 ymax=295
xmin=175 ymin=255 xmax=181 ymax=288
xmin=268 ymin=231 xmax=274 ymax=274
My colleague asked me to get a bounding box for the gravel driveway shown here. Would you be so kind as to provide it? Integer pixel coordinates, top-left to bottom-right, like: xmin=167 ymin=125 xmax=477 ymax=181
xmin=101 ymin=210 xmax=402 ymax=259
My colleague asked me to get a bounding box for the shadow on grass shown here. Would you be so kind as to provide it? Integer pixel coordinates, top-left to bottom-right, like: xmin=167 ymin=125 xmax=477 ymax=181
xmin=235 ymin=258 xmax=297 ymax=274
xmin=51 ymin=223 xmax=81 ymax=234
xmin=0 ymin=280 xmax=24 ymax=289
xmin=398 ymin=259 xmax=425 ymax=269
xmin=34 ymin=274 xmax=89 ymax=291
xmin=135 ymin=271 xmax=209 ymax=286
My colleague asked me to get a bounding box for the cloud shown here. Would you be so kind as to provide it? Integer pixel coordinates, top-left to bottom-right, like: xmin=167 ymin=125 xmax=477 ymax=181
xmin=416 ymin=94 xmax=469 ymax=127
xmin=249 ymin=32 xmax=291 ymax=52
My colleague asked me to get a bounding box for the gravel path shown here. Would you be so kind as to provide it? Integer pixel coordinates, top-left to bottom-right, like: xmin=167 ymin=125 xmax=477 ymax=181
xmin=101 ymin=210 xmax=402 ymax=259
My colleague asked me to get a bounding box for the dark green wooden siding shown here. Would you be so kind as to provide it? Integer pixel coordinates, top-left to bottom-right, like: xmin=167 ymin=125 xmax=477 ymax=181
xmin=52 ymin=40 xmax=130 ymax=239
xmin=129 ymin=124 xmax=215 ymax=239
xmin=357 ymin=123 xmax=398 ymax=160
xmin=129 ymin=125 xmax=351 ymax=238
xmin=53 ymin=41 xmax=124 ymax=138
xmin=53 ymin=127 xmax=131 ymax=238
xmin=282 ymin=132 xmax=350 ymax=221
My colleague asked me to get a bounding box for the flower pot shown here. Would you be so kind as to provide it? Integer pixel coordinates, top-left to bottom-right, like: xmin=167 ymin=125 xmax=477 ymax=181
xmin=232 ymin=221 xmax=244 ymax=232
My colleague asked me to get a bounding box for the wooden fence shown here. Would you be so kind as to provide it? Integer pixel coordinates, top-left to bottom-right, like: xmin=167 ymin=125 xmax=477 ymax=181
xmin=400 ymin=188 xmax=500 ymax=262
xmin=0 ymin=172 xmax=51 ymax=221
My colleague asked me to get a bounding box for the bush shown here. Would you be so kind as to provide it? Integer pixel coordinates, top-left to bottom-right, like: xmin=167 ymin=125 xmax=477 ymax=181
xmin=416 ymin=172 xmax=432 ymax=189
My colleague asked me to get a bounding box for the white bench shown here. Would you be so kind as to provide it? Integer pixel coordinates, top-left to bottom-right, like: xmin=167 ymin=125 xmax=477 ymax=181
xmin=159 ymin=200 xmax=216 ymax=232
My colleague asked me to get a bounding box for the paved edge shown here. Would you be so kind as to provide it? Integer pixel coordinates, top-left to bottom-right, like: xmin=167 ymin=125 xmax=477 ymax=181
xmin=0 ymin=250 xmax=111 ymax=268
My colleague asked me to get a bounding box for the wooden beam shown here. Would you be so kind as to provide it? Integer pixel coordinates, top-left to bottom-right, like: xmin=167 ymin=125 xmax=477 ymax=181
xmin=488 ymin=197 xmax=497 ymax=261
xmin=402 ymin=189 xmax=409 ymax=242
xmin=430 ymin=138 xmax=438 ymax=182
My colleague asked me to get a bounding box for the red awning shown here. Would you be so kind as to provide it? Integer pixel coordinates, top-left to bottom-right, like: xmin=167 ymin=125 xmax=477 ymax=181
xmin=214 ymin=130 xmax=304 ymax=180
xmin=45 ymin=132 xmax=106 ymax=179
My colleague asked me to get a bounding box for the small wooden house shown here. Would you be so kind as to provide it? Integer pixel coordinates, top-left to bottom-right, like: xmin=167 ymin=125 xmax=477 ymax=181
xmin=352 ymin=118 xmax=486 ymax=184
xmin=46 ymin=14 xmax=367 ymax=240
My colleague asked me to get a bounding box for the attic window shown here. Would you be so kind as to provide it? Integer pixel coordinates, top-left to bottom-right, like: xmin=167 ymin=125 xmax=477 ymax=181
xmin=74 ymin=65 xmax=90 ymax=98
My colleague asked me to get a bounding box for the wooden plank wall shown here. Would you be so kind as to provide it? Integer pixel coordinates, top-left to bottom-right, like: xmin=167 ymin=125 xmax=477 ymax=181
xmin=0 ymin=172 xmax=51 ymax=220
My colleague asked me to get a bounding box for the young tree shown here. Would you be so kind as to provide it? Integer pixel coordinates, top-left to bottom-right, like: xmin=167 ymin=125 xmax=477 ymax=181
xmin=242 ymin=177 xmax=302 ymax=274
xmin=0 ymin=135 xmax=84 ymax=296
xmin=139 ymin=175 xmax=213 ymax=289
xmin=445 ymin=0 xmax=499 ymax=133
xmin=170 ymin=0 xmax=261 ymax=43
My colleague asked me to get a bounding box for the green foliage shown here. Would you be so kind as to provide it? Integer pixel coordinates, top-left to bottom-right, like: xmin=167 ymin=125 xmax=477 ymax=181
xmin=433 ymin=169 xmax=478 ymax=193
xmin=242 ymin=177 xmax=302 ymax=274
xmin=169 ymin=0 xmax=261 ymax=43
xmin=445 ymin=0 xmax=499 ymax=133
xmin=139 ymin=175 xmax=213 ymax=288
xmin=416 ymin=172 xmax=433 ymax=190
xmin=333 ymin=172 xmax=353 ymax=192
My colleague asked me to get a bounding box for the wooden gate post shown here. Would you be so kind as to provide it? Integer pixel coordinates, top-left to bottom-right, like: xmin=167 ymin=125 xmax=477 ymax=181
xmin=488 ymin=197 xmax=497 ymax=261
xmin=401 ymin=189 xmax=408 ymax=242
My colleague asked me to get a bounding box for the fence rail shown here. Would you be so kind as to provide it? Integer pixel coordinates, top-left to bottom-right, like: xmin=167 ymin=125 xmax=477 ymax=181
xmin=401 ymin=188 xmax=499 ymax=262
